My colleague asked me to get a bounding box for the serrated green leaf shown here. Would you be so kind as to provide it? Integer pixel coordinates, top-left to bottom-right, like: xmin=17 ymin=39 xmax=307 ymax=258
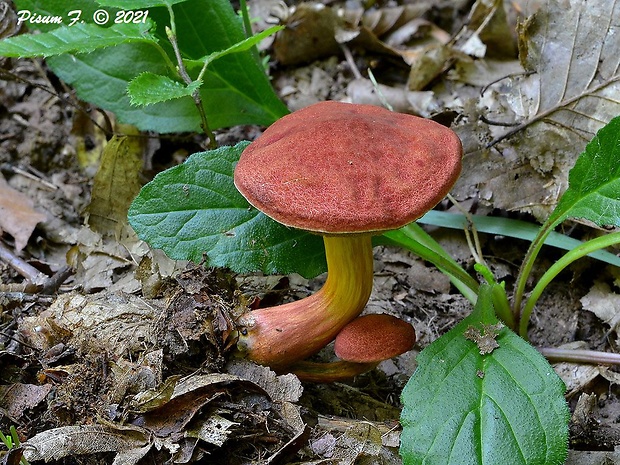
xmin=185 ymin=26 xmax=284 ymax=70
xmin=549 ymin=115 xmax=620 ymax=228
xmin=15 ymin=0 xmax=288 ymax=132
xmin=400 ymin=284 xmax=569 ymax=465
xmin=127 ymin=72 xmax=200 ymax=106
xmin=0 ymin=22 xmax=155 ymax=57
xmin=128 ymin=142 xmax=326 ymax=278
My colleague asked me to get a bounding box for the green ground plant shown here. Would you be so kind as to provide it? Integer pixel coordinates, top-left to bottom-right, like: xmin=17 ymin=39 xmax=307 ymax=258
xmin=0 ymin=426 xmax=29 ymax=465
xmin=0 ymin=0 xmax=288 ymax=147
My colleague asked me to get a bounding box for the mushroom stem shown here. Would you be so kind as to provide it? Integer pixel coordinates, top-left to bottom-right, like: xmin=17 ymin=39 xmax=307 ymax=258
xmin=236 ymin=234 xmax=374 ymax=369
xmin=289 ymin=360 xmax=379 ymax=383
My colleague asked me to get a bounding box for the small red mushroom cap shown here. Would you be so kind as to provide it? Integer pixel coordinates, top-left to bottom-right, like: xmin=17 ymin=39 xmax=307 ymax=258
xmin=334 ymin=314 xmax=416 ymax=363
xmin=234 ymin=101 xmax=462 ymax=234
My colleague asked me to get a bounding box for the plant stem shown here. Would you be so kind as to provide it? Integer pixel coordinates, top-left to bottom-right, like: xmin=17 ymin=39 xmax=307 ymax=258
xmin=491 ymin=282 xmax=515 ymax=329
xmin=165 ymin=6 xmax=217 ymax=149
xmin=519 ymin=231 xmax=620 ymax=337
xmin=238 ymin=0 xmax=262 ymax=67
xmin=382 ymin=223 xmax=479 ymax=302
xmin=236 ymin=235 xmax=374 ymax=369
xmin=511 ymin=215 xmax=559 ymax=322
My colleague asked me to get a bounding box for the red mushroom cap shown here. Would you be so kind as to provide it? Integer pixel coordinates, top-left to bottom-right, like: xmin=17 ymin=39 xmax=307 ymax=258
xmin=334 ymin=314 xmax=416 ymax=363
xmin=234 ymin=101 xmax=462 ymax=234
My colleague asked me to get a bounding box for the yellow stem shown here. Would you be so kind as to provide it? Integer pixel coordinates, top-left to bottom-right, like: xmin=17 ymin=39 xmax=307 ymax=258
xmin=236 ymin=235 xmax=374 ymax=369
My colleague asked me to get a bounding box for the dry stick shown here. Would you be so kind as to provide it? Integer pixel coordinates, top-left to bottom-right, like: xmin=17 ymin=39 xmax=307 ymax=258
xmin=539 ymin=347 xmax=620 ymax=366
xmin=0 ymin=241 xmax=47 ymax=285
xmin=0 ymin=242 xmax=73 ymax=293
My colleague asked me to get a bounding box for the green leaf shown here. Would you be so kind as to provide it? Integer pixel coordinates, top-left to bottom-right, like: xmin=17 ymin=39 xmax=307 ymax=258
xmin=549 ymin=114 xmax=620 ymax=228
xmin=128 ymin=143 xmax=326 ymax=278
xmin=14 ymin=0 xmax=113 ymax=32
xmin=14 ymin=0 xmax=289 ymax=132
xmin=0 ymin=21 xmax=155 ymax=57
xmin=185 ymin=25 xmax=284 ymax=70
xmin=418 ymin=210 xmax=620 ymax=267
xmin=400 ymin=284 xmax=569 ymax=465
xmin=127 ymin=72 xmax=200 ymax=105
xmin=378 ymin=225 xmax=479 ymax=303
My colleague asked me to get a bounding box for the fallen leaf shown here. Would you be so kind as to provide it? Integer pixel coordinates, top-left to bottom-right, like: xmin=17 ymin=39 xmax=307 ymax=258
xmin=19 ymin=291 xmax=159 ymax=356
xmin=452 ymin=0 xmax=620 ymax=220
xmin=86 ymin=129 xmax=144 ymax=237
xmin=22 ymin=424 xmax=151 ymax=464
xmin=347 ymin=78 xmax=436 ymax=116
xmin=453 ymin=0 xmax=517 ymax=59
xmin=227 ymin=359 xmax=303 ymax=403
xmin=186 ymin=412 xmax=239 ymax=447
xmin=580 ymin=281 xmax=620 ymax=333
xmin=0 ymin=173 xmax=46 ymax=251
xmin=551 ymin=342 xmax=602 ymax=397
xmin=0 ymin=383 xmax=52 ymax=420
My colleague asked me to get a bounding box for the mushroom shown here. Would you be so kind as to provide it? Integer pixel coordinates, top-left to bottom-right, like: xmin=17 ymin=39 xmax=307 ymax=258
xmin=290 ymin=313 xmax=417 ymax=383
xmin=233 ymin=100 xmax=462 ymax=370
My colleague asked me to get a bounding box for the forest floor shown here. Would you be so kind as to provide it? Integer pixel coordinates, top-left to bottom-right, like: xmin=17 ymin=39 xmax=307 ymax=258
xmin=2 ymin=0 xmax=620 ymax=464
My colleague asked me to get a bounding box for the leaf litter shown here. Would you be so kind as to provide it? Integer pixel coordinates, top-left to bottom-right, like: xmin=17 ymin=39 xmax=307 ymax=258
xmin=2 ymin=0 xmax=620 ymax=463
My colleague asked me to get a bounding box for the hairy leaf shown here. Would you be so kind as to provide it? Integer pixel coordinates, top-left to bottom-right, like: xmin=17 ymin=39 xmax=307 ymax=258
xmin=13 ymin=0 xmax=289 ymax=132
xmin=548 ymin=115 xmax=620 ymax=228
xmin=127 ymin=73 xmax=201 ymax=106
xmin=185 ymin=26 xmax=284 ymax=69
xmin=128 ymin=143 xmax=326 ymax=278
xmin=400 ymin=284 xmax=569 ymax=465
xmin=0 ymin=21 xmax=155 ymax=57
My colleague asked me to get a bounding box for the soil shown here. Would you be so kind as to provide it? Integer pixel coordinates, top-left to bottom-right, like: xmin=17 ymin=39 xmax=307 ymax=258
xmin=2 ymin=2 xmax=620 ymax=464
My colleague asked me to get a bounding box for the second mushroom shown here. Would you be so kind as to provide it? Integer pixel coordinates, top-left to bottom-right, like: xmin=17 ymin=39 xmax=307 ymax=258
xmin=233 ymin=101 xmax=462 ymax=374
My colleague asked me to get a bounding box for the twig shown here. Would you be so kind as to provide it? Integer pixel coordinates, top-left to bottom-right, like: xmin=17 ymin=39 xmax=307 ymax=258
xmin=0 ymin=242 xmax=73 ymax=293
xmin=0 ymin=241 xmax=47 ymax=286
xmin=538 ymin=347 xmax=620 ymax=366
xmin=340 ymin=44 xmax=363 ymax=80
xmin=2 ymin=165 xmax=58 ymax=191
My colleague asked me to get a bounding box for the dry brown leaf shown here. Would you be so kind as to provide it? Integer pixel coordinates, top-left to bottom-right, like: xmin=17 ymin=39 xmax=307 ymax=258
xmin=19 ymin=291 xmax=159 ymax=356
xmin=23 ymin=424 xmax=152 ymax=464
xmin=551 ymin=342 xmax=602 ymax=397
xmin=0 ymin=383 xmax=52 ymax=421
xmin=273 ymin=3 xmax=342 ymax=65
xmin=86 ymin=130 xmax=143 ymax=237
xmin=453 ymin=0 xmax=620 ymax=220
xmin=273 ymin=3 xmax=432 ymax=66
xmin=580 ymin=281 xmax=620 ymax=333
xmin=452 ymin=0 xmax=517 ymax=59
xmin=0 ymin=173 xmax=46 ymax=251
xmin=347 ymin=78 xmax=436 ymax=116
xmin=227 ymin=359 xmax=303 ymax=402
